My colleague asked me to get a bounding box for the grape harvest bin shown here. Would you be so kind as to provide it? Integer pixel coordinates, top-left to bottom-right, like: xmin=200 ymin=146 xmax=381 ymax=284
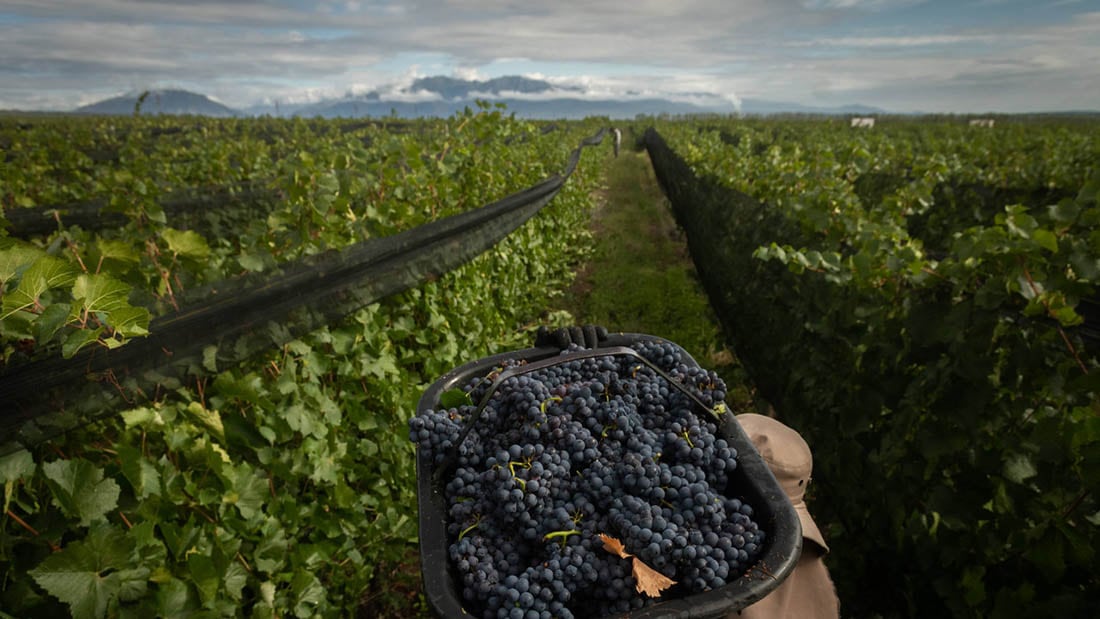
xmin=415 ymin=333 xmax=801 ymax=618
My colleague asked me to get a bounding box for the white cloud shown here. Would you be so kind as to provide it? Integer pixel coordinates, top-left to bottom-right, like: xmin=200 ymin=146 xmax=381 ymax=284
xmin=0 ymin=1 xmax=1095 ymax=112
xmin=800 ymin=0 xmax=927 ymax=9
xmin=453 ymin=67 xmax=486 ymax=81
xmin=791 ymin=33 xmax=1000 ymax=47
xmin=377 ymin=88 xmax=444 ymax=103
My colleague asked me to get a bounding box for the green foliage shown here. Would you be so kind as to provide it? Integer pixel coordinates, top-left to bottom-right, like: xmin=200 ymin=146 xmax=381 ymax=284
xmin=0 ymin=243 xmax=150 ymax=359
xmin=651 ymin=118 xmax=1100 ymax=618
xmin=0 ymin=111 xmax=605 ymax=616
xmin=29 ymin=525 xmax=149 ymax=619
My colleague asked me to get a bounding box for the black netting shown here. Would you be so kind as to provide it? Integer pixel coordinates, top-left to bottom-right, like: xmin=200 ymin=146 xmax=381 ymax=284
xmin=5 ymin=182 xmax=277 ymax=237
xmin=644 ymin=127 xmax=813 ymax=413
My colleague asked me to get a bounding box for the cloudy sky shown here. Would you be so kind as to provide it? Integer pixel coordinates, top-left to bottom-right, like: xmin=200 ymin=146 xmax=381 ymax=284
xmin=1 ymin=0 xmax=1097 ymax=113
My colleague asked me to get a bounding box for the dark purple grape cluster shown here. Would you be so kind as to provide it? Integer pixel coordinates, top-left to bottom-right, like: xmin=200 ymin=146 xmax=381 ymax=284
xmin=409 ymin=341 xmax=765 ymax=619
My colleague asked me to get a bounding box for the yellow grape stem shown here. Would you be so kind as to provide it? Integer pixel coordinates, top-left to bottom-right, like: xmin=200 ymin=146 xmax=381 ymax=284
xmin=543 ymin=529 xmax=580 ymax=546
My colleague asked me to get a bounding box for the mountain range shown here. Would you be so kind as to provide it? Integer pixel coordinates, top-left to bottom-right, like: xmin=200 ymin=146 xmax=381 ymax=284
xmin=73 ymin=77 xmax=888 ymax=119
xmin=75 ymin=89 xmax=238 ymax=117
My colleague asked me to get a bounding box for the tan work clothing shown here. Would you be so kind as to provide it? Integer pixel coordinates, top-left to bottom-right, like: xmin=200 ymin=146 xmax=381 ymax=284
xmin=735 ymin=542 xmax=839 ymax=619
xmin=732 ymin=413 xmax=841 ymax=618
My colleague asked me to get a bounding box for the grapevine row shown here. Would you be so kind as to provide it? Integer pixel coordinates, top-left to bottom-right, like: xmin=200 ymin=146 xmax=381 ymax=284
xmin=645 ymin=119 xmax=1100 ymax=618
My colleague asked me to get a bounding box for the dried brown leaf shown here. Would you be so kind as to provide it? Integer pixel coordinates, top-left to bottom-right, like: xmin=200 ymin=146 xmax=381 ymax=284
xmin=600 ymin=533 xmax=677 ymax=598
xmin=599 ymin=533 xmax=631 ymax=559
xmin=632 ymin=557 xmax=677 ymax=598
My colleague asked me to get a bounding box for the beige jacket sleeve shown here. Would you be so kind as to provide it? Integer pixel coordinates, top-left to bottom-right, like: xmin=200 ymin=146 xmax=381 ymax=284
xmin=734 ymin=548 xmax=840 ymax=619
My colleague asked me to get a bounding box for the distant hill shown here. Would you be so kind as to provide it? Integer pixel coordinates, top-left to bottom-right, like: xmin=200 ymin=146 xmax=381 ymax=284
xmin=739 ymin=100 xmax=887 ymax=116
xmin=75 ymin=89 xmax=239 ymax=117
xmin=73 ymin=79 xmax=893 ymax=120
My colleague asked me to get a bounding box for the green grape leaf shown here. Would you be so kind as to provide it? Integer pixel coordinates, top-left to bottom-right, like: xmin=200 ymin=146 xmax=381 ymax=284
xmin=202 ymin=345 xmax=219 ymax=373
xmin=1050 ymin=304 xmax=1083 ymax=327
xmin=1077 ymin=177 xmax=1098 ymax=205
xmin=1026 ymin=527 xmax=1066 ymax=582
xmin=1003 ymin=207 xmax=1038 ymax=239
xmin=0 ymin=244 xmax=43 ymax=288
xmin=224 ymin=562 xmax=249 ymax=602
xmin=155 ymin=578 xmax=197 ymax=617
xmin=439 ymin=388 xmax=473 ymax=409
xmin=285 ymin=403 xmax=322 ymax=438
xmin=161 ymin=228 xmax=210 ymax=261
xmin=291 ymin=569 xmax=325 ymax=617
xmin=253 ymin=581 xmax=277 ymax=619
xmin=117 ymin=445 xmax=161 ymax=500
xmin=115 ymin=567 xmax=150 ymax=603
xmin=254 ymin=527 xmax=288 ymax=575
xmin=1032 ymin=228 xmax=1058 ymax=253
xmin=120 ymin=407 xmax=164 ymax=430
xmin=238 ymin=252 xmax=267 ymax=272
xmin=41 ymin=458 xmax=121 ymax=526
xmin=1047 ymin=200 xmax=1080 ymax=224
xmin=1 ymin=256 xmax=79 ymax=319
xmin=144 ymin=202 xmax=167 ymax=225
xmin=33 ymin=301 xmax=71 ymax=343
xmin=72 ymin=273 xmax=131 ymax=315
xmin=1004 ymin=453 xmax=1038 ymax=484
xmin=185 ymin=402 xmax=226 ymax=444
xmin=108 ymin=305 xmax=151 ymax=338
xmin=223 ymin=465 xmax=269 ymax=520
xmin=0 ymin=448 xmax=35 ymax=483
xmin=187 ymin=553 xmax=220 ymax=606
xmin=62 ymin=327 xmax=104 ymax=359
xmin=1070 ymin=250 xmax=1100 ymax=281
xmin=28 ymin=525 xmax=137 ymax=619
xmin=94 ymin=239 xmax=140 ymax=264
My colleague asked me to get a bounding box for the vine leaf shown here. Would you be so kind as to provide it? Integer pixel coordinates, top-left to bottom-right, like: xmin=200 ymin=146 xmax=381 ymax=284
xmin=117 ymin=444 xmax=161 ymax=500
xmin=439 ymin=388 xmax=473 ymax=409
xmin=28 ymin=525 xmax=146 ymax=619
xmin=0 ymin=244 xmax=44 ymax=288
xmin=0 ymin=448 xmax=34 ymax=480
xmin=599 ymin=533 xmax=677 ymax=598
xmin=62 ymin=327 xmax=104 ymax=359
xmin=34 ymin=302 xmax=72 ymax=342
xmin=71 ymin=273 xmax=131 ymax=316
xmin=41 ymin=459 xmax=120 ymax=526
xmin=1 ymin=255 xmax=78 ymax=319
xmin=94 ymin=239 xmax=141 ymax=265
xmin=108 ymin=305 xmax=151 ymax=339
xmin=1004 ymin=453 xmax=1038 ymax=484
xmin=162 ymin=228 xmax=210 ymax=261
xmin=65 ymin=273 xmax=150 ymax=355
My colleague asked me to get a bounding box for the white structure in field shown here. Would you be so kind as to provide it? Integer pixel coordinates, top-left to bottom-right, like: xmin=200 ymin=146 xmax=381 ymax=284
xmin=850 ymin=117 xmax=875 ymax=128
xmin=969 ymin=118 xmax=995 ymax=128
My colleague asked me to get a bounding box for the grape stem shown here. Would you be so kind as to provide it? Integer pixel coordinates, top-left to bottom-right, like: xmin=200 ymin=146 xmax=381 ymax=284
xmin=543 ymin=529 xmax=580 ymax=547
xmin=458 ymin=517 xmax=481 ymax=541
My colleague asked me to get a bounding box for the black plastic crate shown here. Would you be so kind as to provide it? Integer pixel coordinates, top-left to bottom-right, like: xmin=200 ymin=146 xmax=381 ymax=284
xmin=415 ymin=333 xmax=801 ymax=618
